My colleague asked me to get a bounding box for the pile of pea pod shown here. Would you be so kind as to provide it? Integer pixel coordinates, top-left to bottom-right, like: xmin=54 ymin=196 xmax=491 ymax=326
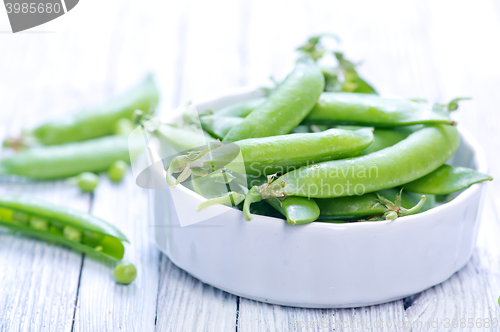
xmin=0 ymin=75 xmax=160 ymax=283
xmin=164 ymin=35 xmax=493 ymax=225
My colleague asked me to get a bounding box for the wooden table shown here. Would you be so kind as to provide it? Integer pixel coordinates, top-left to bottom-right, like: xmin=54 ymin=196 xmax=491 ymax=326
xmin=1 ymin=0 xmax=500 ymax=330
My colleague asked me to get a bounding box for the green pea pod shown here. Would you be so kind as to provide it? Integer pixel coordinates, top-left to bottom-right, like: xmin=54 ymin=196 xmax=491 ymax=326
xmin=243 ymin=124 xmax=460 ymax=214
xmin=28 ymin=75 xmax=159 ymax=145
xmin=196 ymin=192 xmax=245 ymax=212
xmin=215 ymin=98 xmax=266 ymax=117
xmin=403 ymin=165 xmax=492 ymax=195
xmin=315 ymin=188 xmax=415 ymax=221
xmin=404 ymin=191 xmax=436 ymax=213
xmin=358 ymin=128 xmax=411 ymax=156
xmin=265 ymin=196 xmax=320 ymax=225
xmin=0 ymin=195 xmax=128 ymax=261
xmin=0 ymin=135 xmax=135 ymax=180
xmin=167 ymin=128 xmax=374 ymax=187
xmin=200 ymin=116 xmax=244 ymax=140
xmin=223 ymin=59 xmax=324 ymax=142
xmin=304 ymin=93 xmax=455 ymax=127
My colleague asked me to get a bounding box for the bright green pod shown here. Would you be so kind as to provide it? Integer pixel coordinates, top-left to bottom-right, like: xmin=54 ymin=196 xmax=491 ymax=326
xmin=167 ymin=128 xmax=374 ymax=188
xmin=223 ymin=59 xmax=324 ymax=142
xmin=404 ymin=191 xmax=436 ymax=213
xmin=304 ymin=93 xmax=454 ymax=127
xmin=30 ymin=75 xmax=159 ymax=145
xmin=0 ymin=135 xmax=133 ymax=180
xmin=155 ymin=124 xmax=215 ymax=153
xmin=403 ymin=165 xmax=492 ymax=195
xmin=358 ymin=128 xmax=411 ymax=156
xmin=0 ymin=195 xmax=128 ymax=261
xmin=246 ymin=125 xmax=460 ymax=201
xmin=266 ymin=197 xmax=320 ymax=225
xmin=315 ymin=188 xmax=415 ymax=221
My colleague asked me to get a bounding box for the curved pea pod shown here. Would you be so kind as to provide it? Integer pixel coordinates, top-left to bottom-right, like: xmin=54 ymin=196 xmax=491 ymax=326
xmin=265 ymin=197 xmax=320 ymax=225
xmin=28 ymin=75 xmax=159 ymax=145
xmin=303 ymin=93 xmax=455 ymax=127
xmin=0 ymin=135 xmax=136 ymax=180
xmin=215 ymin=98 xmax=266 ymax=117
xmin=166 ymin=128 xmax=374 ymax=187
xmin=244 ymin=125 xmax=460 ymax=208
xmin=315 ymin=188 xmax=415 ymax=221
xmin=200 ymin=116 xmax=244 ymax=140
xmin=0 ymin=195 xmax=128 ymax=261
xmin=223 ymin=58 xmax=324 ymax=142
xmin=403 ymin=165 xmax=492 ymax=195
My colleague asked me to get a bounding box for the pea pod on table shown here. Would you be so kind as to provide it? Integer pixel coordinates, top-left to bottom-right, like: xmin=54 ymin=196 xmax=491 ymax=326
xmin=23 ymin=75 xmax=159 ymax=145
xmin=223 ymin=58 xmax=324 ymax=142
xmin=303 ymin=93 xmax=454 ymax=127
xmin=243 ymin=124 xmax=460 ymax=216
xmin=0 ymin=135 xmax=135 ymax=179
xmin=0 ymin=195 xmax=128 ymax=261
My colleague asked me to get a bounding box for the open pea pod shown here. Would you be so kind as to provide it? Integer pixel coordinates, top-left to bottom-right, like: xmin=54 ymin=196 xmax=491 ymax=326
xmin=0 ymin=195 xmax=128 ymax=261
xmin=403 ymin=165 xmax=492 ymax=195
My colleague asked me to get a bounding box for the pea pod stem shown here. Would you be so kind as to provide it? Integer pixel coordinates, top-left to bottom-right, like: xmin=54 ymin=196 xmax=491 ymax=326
xmin=196 ymin=192 xmax=245 ymax=212
xmin=304 ymin=93 xmax=455 ymax=127
xmin=367 ymin=191 xmax=426 ymax=221
xmin=166 ymin=128 xmax=374 ymax=187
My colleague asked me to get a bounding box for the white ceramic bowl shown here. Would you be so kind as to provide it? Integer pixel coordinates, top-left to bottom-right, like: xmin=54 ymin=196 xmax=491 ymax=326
xmin=150 ymin=88 xmax=488 ymax=308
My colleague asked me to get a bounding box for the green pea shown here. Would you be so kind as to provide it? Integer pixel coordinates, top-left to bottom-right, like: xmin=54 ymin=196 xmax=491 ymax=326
xmin=108 ymin=160 xmax=128 ymax=182
xmin=30 ymin=216 xmax=49 ymax=231
xmin=114 ymin=262 xmax=137 ymax=285
xmin=75 ymin=172 xmax=99 ymax=192
xmin=82 ymin=230 xmax=104 ymax=246
xmin=49 ymin=225 xmax=62 ymax=235
xmin=63 ymin=225 xmax=82 ymax=242
xmin=12 ymin=211 xmax=29 ymax=225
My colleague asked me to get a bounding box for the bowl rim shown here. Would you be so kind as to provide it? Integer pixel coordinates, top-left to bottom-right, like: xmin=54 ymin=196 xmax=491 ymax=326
xmin=160 ymin=86 xmax=489 ymax=230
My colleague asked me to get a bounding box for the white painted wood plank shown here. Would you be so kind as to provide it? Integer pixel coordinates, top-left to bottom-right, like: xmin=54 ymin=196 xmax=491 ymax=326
xmin=155 ymin=257 xmax=238 ymax=332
